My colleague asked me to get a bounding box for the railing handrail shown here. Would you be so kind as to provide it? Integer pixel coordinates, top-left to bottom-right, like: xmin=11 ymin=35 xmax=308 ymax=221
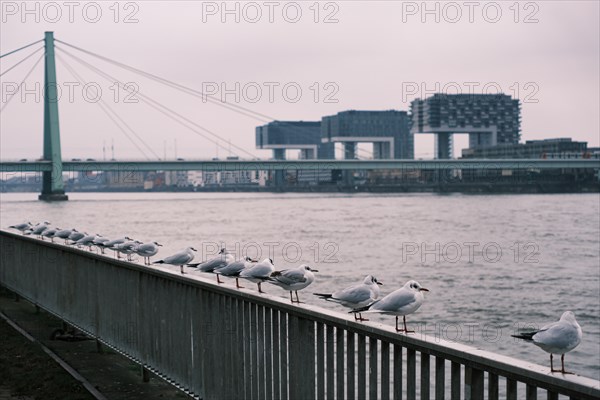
xmin=1 ymin=229 xmax=599 ymax=398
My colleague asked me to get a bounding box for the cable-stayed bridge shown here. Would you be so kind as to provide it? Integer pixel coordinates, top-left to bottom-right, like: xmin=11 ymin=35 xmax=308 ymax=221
xmin=1 ymin=32 xmax=599 ymax=200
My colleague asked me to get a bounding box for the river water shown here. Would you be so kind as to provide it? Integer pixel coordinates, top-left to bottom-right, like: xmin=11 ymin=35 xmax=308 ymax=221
xmin=1 ymin=192 xmax=599 ymax=380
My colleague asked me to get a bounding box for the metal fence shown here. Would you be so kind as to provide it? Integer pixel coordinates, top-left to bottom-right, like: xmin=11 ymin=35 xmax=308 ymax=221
xmin=1 ymin=230 xmax=598 ymax=400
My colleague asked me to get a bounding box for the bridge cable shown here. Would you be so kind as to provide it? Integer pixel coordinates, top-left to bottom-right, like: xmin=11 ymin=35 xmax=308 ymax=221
xmin=57 ymin=46 xmax=255 ymax=159
xmin=0 ymin=46 xmax=44 ymax=78
xmin=57 ymin=54 xmax=155 ymax=160
xmin=0 ymin=52 xmax=44 ymax=113
xmin=54 ymin=39 xmax=374 ymax=159
xmin=0 ymin=39 xmax=44 ymax=59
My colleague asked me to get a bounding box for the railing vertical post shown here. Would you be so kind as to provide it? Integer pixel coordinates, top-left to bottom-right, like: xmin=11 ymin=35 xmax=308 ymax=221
xmin=369 ymin=337 xmax=378 ymax=400
xmin=326 ymin=325 xmax=335 ymax=399
xmin=407 ymin=348 xmax=416 ymax=399
xmin=488 ymin=372 xmax=499 ymax=400
xmin=421 ymin=352 xmax=430 ymax=400
xmin=526 ymin=384 xmax=537 ymax=400
xmin=435 ymin=357 xmax=445 ymax=400
xmin=279 ymin=312 xmax=288 ymax=400
xmin=288 ymin=315 xmax=315 ymax=400
xmin=243 ymin=301 xmax=252 ymax=400
xmin=381 ymin=342 xmax=390 ymax=400
xmin=250 ymin=303 xmax=258 ymax=399
xmin=257 ymin=306 xmax=265 ymax=400
xmin=393 ymin=345 xmax=403 ymax=400
xmin=358 ymin=334 xmax=367 ymax=400
xmin=347 ymin=331 xmax=355 ymax=400
xmin=271 ymin=310 xmax=280 ymax=400
xmin=336 ymin=328 xmax=345 ymax=399
xmin=451 ymin=362 xmax=461 ymax=400
xmin=317 ymin=323 xmax=325 ymax=399
xmin=546 ymin=392 xmax=558 ymax=400
xmin=507 ymin=378 xmax=517 ymax=400
xmin=465 ymin=366 xmax=484 ymax=400
xmin=264 ymin=307 xmax=273 ymax=400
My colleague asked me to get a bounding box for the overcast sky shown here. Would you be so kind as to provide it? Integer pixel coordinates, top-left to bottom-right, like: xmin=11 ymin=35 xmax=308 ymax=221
xmin=1 ymin=1 xmax=598 ymax=160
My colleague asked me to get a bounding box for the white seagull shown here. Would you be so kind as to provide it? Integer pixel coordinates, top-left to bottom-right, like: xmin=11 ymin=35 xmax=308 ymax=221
xmin=213 ymin=256 xmax=256 ymax=287
xmin=68 ymin=230 xmax=86 ymax=243
xmin=511 ymin=311 xmax=582 ymax=373
xmin=315 ymin=275 xmax=383 ymax=321
xmin=76 ymin=234 xmax=100 ymax=251
xmin=103 ymin=237 xmax=133 ymax=258
xmin=239 ymin=258 xmax=275 ymax=293
xmin=188 ymin=248 xmax=234 ymax=275
xmin=352 ymin=280 xmax=429 ymax=333
xmin=135 ymin=241 xmax=163 ymax=265
xmin=9 ymin=221 xmax=32 ymax=234
xmin=54 ymin=228 xmax=76 ymax=244
xmin=153 ymin=247 xmax=197 ymax=274
xmin=26 ymin=221 xmax=50 ymax=237
xmin=268 ymin=264 xmax=318 ymax=303
xmin=41 ymin=227 xmax=59 ymax=242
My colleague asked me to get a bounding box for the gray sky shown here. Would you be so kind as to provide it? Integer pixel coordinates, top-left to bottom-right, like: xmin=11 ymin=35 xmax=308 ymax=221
xmin=1 ymin=0 xmax=598 ymax=160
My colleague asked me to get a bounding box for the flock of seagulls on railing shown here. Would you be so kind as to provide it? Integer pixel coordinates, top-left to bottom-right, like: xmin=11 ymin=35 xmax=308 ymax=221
xmin=8 ymin=221 xmax=583 ymax=373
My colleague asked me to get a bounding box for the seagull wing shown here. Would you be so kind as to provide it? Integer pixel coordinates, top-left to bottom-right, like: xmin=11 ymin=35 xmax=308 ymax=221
xmin=371 ymin=288 xmax=416 ymax=312
xmin=271 ymin=269 xmax=306 ymax=285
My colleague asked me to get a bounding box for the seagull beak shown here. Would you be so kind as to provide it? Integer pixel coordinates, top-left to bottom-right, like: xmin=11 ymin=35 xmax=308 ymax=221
xmin=157 ymin=243 xmax=163 ymax=246
xmin=311 ymin=269 xmax=319 ymax=273
xmin=420 ymin=288 xmax=429 ymax=292
xmin=377 ymin=282 xmax=383 ymax=285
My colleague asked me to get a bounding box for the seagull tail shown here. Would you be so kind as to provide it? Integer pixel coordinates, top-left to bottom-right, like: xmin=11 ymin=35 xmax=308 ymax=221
xmin=350 ymin=303 xmax=374 ymax=314
xmin=186 ymin=263 xmax=200 ymax=268
xmin=314 ymin=293 xmax=333 ymax=300
xmin=511 ymin=332 xmax=536 ymax=341
xmin=153 ymin=260 xmax=165 ymax=264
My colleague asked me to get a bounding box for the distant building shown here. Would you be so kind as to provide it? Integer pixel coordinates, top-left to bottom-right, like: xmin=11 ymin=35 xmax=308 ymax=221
xmin=321 ymin=110 xmax=413 ymax=159
xmin=255 ymin=120 xmax=334 ymax=160
xmin=411 ymin=94 xmax=521 ymax=159
xmin=461 ymin=138 xmax=589 ymax=159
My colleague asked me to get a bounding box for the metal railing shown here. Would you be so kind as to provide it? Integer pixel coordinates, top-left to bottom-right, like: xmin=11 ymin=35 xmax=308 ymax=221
xmin=1 ymin=230 xmax=598 ymax=400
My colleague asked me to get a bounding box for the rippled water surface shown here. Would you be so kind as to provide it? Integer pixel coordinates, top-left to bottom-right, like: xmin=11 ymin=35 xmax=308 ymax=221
xmin=1 ymin=192 xmax=599 ymax=380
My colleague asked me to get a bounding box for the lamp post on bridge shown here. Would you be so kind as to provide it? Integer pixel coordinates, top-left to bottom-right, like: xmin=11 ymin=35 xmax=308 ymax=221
xmin=39 ymin=31 xmax=68 ymax=201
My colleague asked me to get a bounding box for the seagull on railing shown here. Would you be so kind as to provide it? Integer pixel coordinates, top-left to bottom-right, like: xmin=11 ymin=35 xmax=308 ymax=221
xmin=213 ymin=256 xmax=256 ymax=287
xmin=187 ymin=248 xmax=234 ymax=276
xmin=41 ymin=227 xmax=59 ymax=242
xmin=315 ymin=275 xmax=383 ymax=321
xmin=68 ymin=230 xmax=86 ymax=243
xmin=25 ymin=221 xmax=50 ymax=237
xmin=75 ymin=234 xmax=100 ymax=251
xmin=54 ymin=228 xmax=76 ymax=244
xmin=154 ymin=247 xmax=197 ymax=274
xmin=102 ymin=237 xmax=134 ymax=258
xmin=239 ymin=258 xmax=275 ymax=293
xmin=268 ymin=264 xmax=318 ymax=303
xmin=115 ymin=240 xmax=142 ymax=261
xmin=135 ymin=241 xmax=163 ymax=265
xmin=511 ymin=311 xmax=582 ymax=374
xmin=92 ymin=236 xmax=110 ymax=253
xmin=9 ymin=221 xmax=31 ymax=234
xmin=351 ymin=280 xmax=429 ymax=333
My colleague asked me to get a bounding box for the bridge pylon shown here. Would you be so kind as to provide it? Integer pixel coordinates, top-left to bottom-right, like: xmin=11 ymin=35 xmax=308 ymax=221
xmin=39 ymin=32 xmax=68 ymax=201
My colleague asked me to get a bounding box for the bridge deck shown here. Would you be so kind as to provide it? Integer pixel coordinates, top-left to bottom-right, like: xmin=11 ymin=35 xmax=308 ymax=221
xmin=1 ymin=230 xmax=598 ymax=399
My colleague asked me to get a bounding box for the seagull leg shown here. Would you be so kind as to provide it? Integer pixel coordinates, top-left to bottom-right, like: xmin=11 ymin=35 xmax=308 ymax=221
xmin=216 ymin=274 xmax=223 ymax=284
xmin=395 ymin=316 xmax=401 ymax=332
xmin=358 ymin=313 xmax=369 ymax=322
xmin=397 ymin=316 xmax=415 ymax=334
xmin=560 ymin=354 xmax=573 ymax=374
xmin=235 ymin=278 xmax=244 ymax=289
xmin=180 ymin=265 xmax=184 ymax=274
xmin=289 ymin=291 xmax=294 ymax=303
xmin=258 ymin=282 xmax=265 ymax=293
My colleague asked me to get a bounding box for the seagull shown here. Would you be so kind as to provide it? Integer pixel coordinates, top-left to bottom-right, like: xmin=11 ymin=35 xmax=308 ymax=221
xmin=9 ymin=221 xmax=31 ymax=234
xmin=315 ymin=275 xmax=383 ymax=321
xmin=92 ymin=236 xmax=110 ymax=253
xmin=268 ymin=264 xmax=318 ymax=303
xmin=135 ymin=241 xmax=163 ymax=265
xmin=41 ymin=227 xmax=59 ymax=242
xmin=115 ymin=240 xmax=142 ymax=261
xmin=239 ymin=258 xmax=275 ymax=293
xmin=153 ymin=247 xmax=197 ymax=274
xmin=103 ymin=237 xmax=133 ymax=258
xmin=76 ymin=234 xmax=100 ymax=251
xmin=351 ymin=280 xmax=429 ymax=333
xmin=25 ymin=221 xmax=50 ymax=237
xmin=68 ymin=230 xmax=86 ymax=243
xmin=511 ymin=311 xmax=582 ymax=373
xmin=187 ymin=248 xmax=234 ymax=274
xmin=214 ymin=256 xmax=256 ymax=287
xmin=54 ymin=228 xmax=76 ymax=244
